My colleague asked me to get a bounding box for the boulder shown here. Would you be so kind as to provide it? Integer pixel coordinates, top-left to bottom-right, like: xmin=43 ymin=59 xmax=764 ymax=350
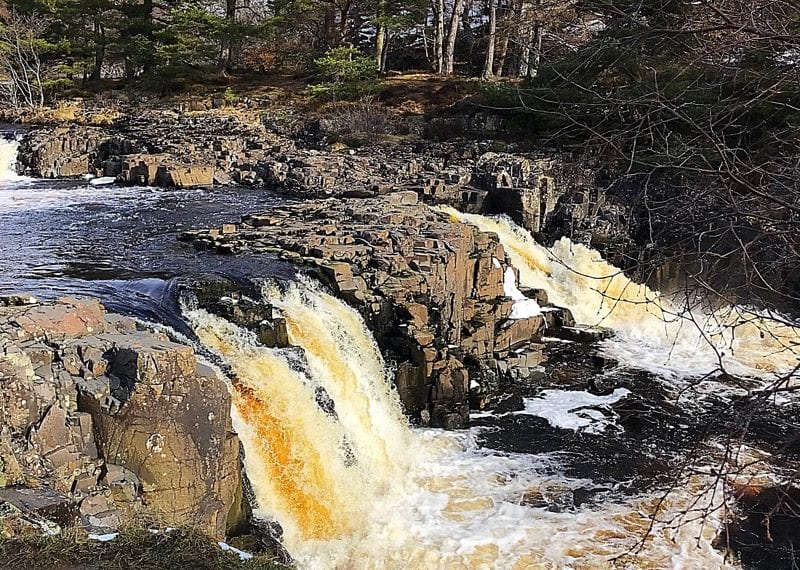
xmin=0 ymin=298 xmax=244 ymax=538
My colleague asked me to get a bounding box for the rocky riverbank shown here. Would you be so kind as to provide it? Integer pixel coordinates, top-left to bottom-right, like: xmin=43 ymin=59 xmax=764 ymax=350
xmin=0 ymin=295 xmax=244 ymax=540
xmin=11 ymin=108 xmax=630 ymax=256
xmin=5 ymin=108 xmax=629 ymax=430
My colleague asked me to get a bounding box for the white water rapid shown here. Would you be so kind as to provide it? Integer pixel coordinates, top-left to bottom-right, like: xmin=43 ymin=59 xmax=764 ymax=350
xmin=187 ymin=279 xmax=739 ymax=569
xmin=0 ymin=137 xmax=22 ymax=182
xmin=443 ymin=208 xmax=800 ymax=385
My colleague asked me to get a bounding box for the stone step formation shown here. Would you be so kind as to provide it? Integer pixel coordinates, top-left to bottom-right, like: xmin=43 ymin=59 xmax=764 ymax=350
xmin=180 ymin=192 xmax=596 ymax=429
xmin=15 ymin=114 xmax=629 ymax=253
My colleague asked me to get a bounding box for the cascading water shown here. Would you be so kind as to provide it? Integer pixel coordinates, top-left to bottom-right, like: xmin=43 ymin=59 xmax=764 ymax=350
xmin=186 ymin=279 xmax=738 ymax=569
xmin=0 ymin=137 xmax=22 ymax=182
xmin=442 ymin=208 xmax=800 ymax=384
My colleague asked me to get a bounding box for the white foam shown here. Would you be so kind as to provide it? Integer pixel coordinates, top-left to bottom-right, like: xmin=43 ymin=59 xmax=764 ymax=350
xmin=445 ymin=208 xmax=800 ymax=385
xmin=504 ymin=266 xmax=542 ymax=319
xmin=88 ymin=532 xmax=119 ymax=542
xmin=218 ymin=542 xmax=253 ymax=560
xmin=0 ymin=184 xmax=159 ymax=212
xmin=516 ymin=388 xmax=631 ymax=434
xmin=90 ymin=176 xmax=117 ymax=186
xmin=0 ymin=138 xmax=27 ymax=183
xmin=186 ymin=281 xmax=740 ymax=570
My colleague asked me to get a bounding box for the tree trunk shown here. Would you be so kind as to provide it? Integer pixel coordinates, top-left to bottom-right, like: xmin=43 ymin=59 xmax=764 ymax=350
xmin=495 ymin=34 xmax=509 ymax=77
xmin=433 ymin=0 xmax=445 ymax=73
xmin=376 ymin=24 xmax=387 ymax=72
xmin=381 ymin=33 xmax=390 ymax=71
xmin=482 ymin=0 xmax=497 ymax=79
xmin=217 ymin=0 xmax=237 ymax=74
xmin=90 ymin=20 xmax=105 ymax=82
xmin=518 ymin=0 xmax=542 ymax=78
xmin=444 ymin=0 xmax=465 ymax=74
xmin=528 ymin=23 xmax=542 ymax=78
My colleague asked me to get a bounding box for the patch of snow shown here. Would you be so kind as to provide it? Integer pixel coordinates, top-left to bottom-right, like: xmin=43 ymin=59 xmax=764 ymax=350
xmin=585 ymin=19 xmax=606 ymax=32
xmin=775 ymin=48 xmax=800 ymax=65
xmin=542 ymin=336 xmax=575 ymax=343
xmin=219 ymin=541 xmax=253 ymax=561
xmin=88 ymin=532 xmax=119 ymax=542
xmin=515 ymin=388 xmax=630 ymax=434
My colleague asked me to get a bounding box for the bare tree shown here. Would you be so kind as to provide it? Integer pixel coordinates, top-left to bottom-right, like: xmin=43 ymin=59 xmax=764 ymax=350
xmin=506 ymin=0 xmax=800 ymax=558
xmin=443 ymin=0 xmax=465 ymax=74
xmin=433 ymin=0 xmax=445 ymax=72
xmin=0 ymin=11 xmax=47 ymax=110
xmin=482 ymin=0 xmax=497 ymax=78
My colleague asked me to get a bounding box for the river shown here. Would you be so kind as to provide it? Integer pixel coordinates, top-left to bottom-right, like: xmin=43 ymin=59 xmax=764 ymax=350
xmin=1 ymin=133 xmax=799 ymax=569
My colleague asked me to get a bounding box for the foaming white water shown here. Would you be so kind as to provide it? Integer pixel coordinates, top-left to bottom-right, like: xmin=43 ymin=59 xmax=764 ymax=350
xmin=186 ymin=280 xmax=739 ymax=569
xmin=0 ymin=184 xmax=158 ymax=212
xmin=517 ymin=388 xmax=631 ymax=434
xmin=0 ymin=138 xmax=25 ymax=183
xmin=444 ymin=208 xmax=800 ymax=383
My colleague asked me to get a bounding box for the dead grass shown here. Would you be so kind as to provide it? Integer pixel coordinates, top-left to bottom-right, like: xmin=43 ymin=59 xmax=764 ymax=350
xmin=85 ymin=110 xmax=122 ymax=126
xmin=26 ymin=103 xmax=80 ymax=124
xmin=0 ymin=526 xmax=288 ymax=570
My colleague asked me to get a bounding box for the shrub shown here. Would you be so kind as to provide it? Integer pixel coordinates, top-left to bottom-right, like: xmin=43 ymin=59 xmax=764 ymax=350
xmin=223 ymin=87 xmax=240 ymax=106
xmin=319 ymin=97 xmax=391 ymax=145
xmin=309 ymin=47 xmax=382 ymax=101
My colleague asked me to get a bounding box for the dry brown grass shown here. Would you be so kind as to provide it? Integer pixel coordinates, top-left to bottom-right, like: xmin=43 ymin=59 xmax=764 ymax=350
xmin=0 ymin=525 xmax=288 ymax=570
xmin=25 ymin=103 xmax=80 ymax=124
xmin=85 ymin=110 xmax=122 ymax=126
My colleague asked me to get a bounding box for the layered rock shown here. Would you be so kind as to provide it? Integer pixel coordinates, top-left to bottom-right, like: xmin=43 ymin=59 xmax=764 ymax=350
xmin=15 ymin=111 xmax=290 ymax=188
xmin=180 ymin=193 xmax=579 ymax=428
xmin=15 ymin=115 xmax=627 ymax=253
xmin=0 ymin=295 xmax=243 ymax=538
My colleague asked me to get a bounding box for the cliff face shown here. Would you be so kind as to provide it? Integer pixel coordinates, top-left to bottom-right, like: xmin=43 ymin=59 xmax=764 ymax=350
xmin=0 ymin=295 xmax=243 ymax=538
xmin=180 ymin=193 xmax=577 ymax=429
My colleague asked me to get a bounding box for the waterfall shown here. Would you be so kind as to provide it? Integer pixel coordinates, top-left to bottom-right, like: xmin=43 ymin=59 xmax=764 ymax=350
xmin=443 ymin=208 xmax=800 ymax=383
xmin=0 ymin=137 xmax=21 ymax=182
xmin=185 ymin=278 xmax=738 ymax=569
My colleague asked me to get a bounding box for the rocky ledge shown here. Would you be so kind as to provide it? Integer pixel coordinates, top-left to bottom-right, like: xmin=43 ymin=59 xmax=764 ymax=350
xmin=14 ymin=115 xmax=629 ymax=251
xmin=180 ymin=193 xmax=581 ymax=428
xmin=0 ymin=295 xmax=244 ymax=539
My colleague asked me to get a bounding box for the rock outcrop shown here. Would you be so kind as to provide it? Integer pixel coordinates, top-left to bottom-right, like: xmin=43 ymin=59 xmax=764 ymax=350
xmin=180 ymin=193 xmax=577 ymax=428
xmin=15 ymin=113 xmax=629 ymax=254
xmin=0 ymin=295 xmax=243 ymax=538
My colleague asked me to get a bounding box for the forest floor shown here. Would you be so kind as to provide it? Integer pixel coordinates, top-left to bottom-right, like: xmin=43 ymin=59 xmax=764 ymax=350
xmin=1 ymin=72 xmax=490 ymax=128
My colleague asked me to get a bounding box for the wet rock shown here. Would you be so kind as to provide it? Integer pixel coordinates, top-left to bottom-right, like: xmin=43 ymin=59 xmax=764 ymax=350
xmin=0 ymin=293 xmax=38 ymax=307
xmin=492 ymin=392 xmax=524 ymax=414
xmin=549 ymin=325 xmax=613 ymax=344
xmin=0 ymin=487 xmax=78 ymax=528
xmin=79 ymin=494 xmax=122 ymax=532
xmin=521 ymin=481 xmax=575 ymax=512
xmin=180 ymin=195 xmax=572 ymax=428
xmin=85 ymin=334 xmax=242 ymax=537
